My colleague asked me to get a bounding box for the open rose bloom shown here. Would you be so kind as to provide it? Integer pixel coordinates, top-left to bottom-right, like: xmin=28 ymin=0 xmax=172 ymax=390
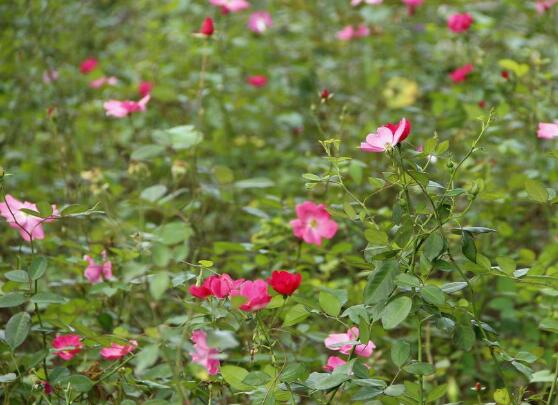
xmin=104 ymin=95 xmax=150 ymax=117
xmin=447 ymin=13 xmax=474 ymax=33
xmin=52 ymin=334 xmax=83 ymax=360
xmin=230 ymin=279 xmax=272 ymax=311
xmin=360 ymin=118 xmax=411 ymax=153
xmin=324 ymin=327 xmax=376 ymax=358
xmin=209 ymin=0 xmax=250 ymax=13
xmin=449 ymin=64 xmax=474 ymax=83
xmin=84 ymin=250 xmax=113 ymax=284
xmin=100 ymin=340 xmax=138 ymax=360
xmin=190 ymin=330 xmax=221 ymax=375
xmin=0 ymin=194 xmax=58 ymax=242
xmin=323 ymin=356 xmax=347 ymax=372
xmin=290 ymin=201 xmax=338 ymax=246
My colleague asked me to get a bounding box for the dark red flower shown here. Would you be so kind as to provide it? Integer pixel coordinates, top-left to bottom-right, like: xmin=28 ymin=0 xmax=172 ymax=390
xmin=200 ymin=17 xmax=215 ymax=37
xmin=385 ymin=118 xmax=412 ymax=143
xmin=501 ymin=70 xmax=510 ymax=80
xmin=478 ymin=100 xmax=486 ymax=109
xmin=267 ymin=270 xmax=302 ymax=296
xmin=42 ymin=381 xmax=52 ymax=395
xmin=320 ymin=88 xmax=331 ymax=100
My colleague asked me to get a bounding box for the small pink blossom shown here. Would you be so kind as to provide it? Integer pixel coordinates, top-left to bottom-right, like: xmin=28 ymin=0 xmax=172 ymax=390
xmin=290 ymin=201 xmax=338 ymax=246
xmin=447 ymin=13 xmax=474 ymax=33
xmin=103 ymin=95 xmax=150 ymax=118
xmin=536 ymin=0 xmax=558 ymax=13
xmin=80 ymin=58 xmax=98 ymax=74
xmin=402 ymin=0 xmax=424 ymax=15
xmin=230 ymin=279 xmax=272 ymax=311
xmin=89 ymin=76 xmax=119 ymax=89
xmin=324 ymin=327 xmax=376 ymax=358
xmin=100 ymin=340 xmax=138 ymax=360
xmin=0 ymin=195 xmax=58 ymax=242
xmin=323 ymin=356 xmax=347 ymax=372
xmin=336 ymin=25 xmax=370 ymax=41
xmin=449 ymin=64 xmax=474 ymax=83
xmin=52 ymin=334 xmax=83 ymax=360
xmin=84 ymin=250 xmax=113 ymax=284
xmin=247 ymin=75 xmax=268 ymax=87
xmin=352 ymin=0 xmax=383 ymax=5
xmin=248 ymin=11 xmax=273 ymax=34
xmin=537 ymin=122 xmax=558 ymax=139
xmin=360 ymin=118 xmax=410 ymax=153
xmin=209 ymin=0 xmax=250 ymax=13
xmin=43 ymin=70 xmax=59 ymax=84
xmin=190 ymin=330 xmax=220 ymax=375
xmin=138 ymin=81 xmax=153 ymax=97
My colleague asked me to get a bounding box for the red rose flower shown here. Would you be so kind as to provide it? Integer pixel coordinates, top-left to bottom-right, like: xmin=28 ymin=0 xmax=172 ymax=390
xmin=267 ymin=270 xmax=302 ymax=296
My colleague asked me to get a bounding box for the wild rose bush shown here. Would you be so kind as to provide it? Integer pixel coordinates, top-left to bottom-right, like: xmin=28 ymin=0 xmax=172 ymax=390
xmin=1 ymin=1 xmax=558 ymax=404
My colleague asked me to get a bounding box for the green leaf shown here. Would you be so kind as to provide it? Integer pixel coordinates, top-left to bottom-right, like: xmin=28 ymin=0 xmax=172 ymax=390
xmin=493 ymin=388 xmax=511 ymax=405
xmin=68 ymin=375 xmax=94 ymax=392
xmin=0 ymin=293 xmax=26 ymax=308
xmin=5 ymin=270 xmax=29 ymax=283
xmin=391 ymin=340 xmax=411 ymax=368
xmin=31 ymin=292 xmax=67 ymax=305
xmin=5 ymin=312 xmax=31 ymax=350
xmin=283 ymin=304 xmax=309 ymax=326
xmin=384 ymin=384 xmax=405 ymax=396
xmin=423 ymin=233 xmax=444 ymax=261
xmin=461 ymin=231 xmax=477 ymax=263
xmin=364 ymin=260 xmax=398 ymax=305
xmin=221 ymin=365 xmax=251 ymax=391
xmin=157 ymin=222 xmax=193 ymax=245
xmin=319 ymin=291 xmax=342 ymax=317
xmin=455 ymin=322 xmax=475 ymax=351
xmin=420 ymin=285 xmax=445 ymax=306
xmin=381 ymin=296 xmax=412 ymax=330
xmin=403 ymin=362 xmax=435 ymax=375
xmin=539 ymin=318 xmax=558 ymax=333
xmin=426 ymin=384 xmax=447 ymax=402
xmin=234 ymin=177 xmax=275 ymax=189
xmin=140 ymin=185 xmax=167 ymax=202
xmin=149 ymin=272 xmax=170 ymax=300
xmin=364 ymin=228 xmax=388 ymax=245
xmin=305 ymin=372 xmax=349 ymax=391
xmin=29 ymin=257 xmax=47 ymax=280
xmin=131 ymin=144 xmax=165 ymax=160
xmin=525 ymin=179 xmax=548 ymax=203
xmin=153 ymin=125 xmax=203 ymax=150
xmin=242 ymin=371 xmax=272 ymax=386
xmin=134 ymin=345 xmax=160 ymax=374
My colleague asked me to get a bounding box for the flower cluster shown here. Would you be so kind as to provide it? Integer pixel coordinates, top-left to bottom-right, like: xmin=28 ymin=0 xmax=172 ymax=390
xmin=323 ymin=327 xmax=376 ymax=372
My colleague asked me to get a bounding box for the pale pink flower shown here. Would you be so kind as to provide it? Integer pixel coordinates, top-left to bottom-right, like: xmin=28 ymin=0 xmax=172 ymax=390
xmin=449 ymin=64 xmax=474 ymax=83
xmin=248 ymin=11 xmax=272 ymax=34
xmin=209 ymin=0 xmax=250 ymax=13
xmin=0 ymin=195 xmax=58 ymax=242
xmin=52 ymin=334 xmax=83 ymax=360
xmin=360 ymin=118 xmax=410 ymax=153
xmin=536 ymin=0 xmax=558 ymax=13
xmin=324 ymin=327 xmax=376 ymax=358
xmin=190 ymin=330 xmax=220 ymax=375
xmin=354 ymin=24 xmax=370 ymax=38
xmin=447 ymin=13 xmax=473 ymax=33
xmin=230 ymin=279 xmax=272 ymax=311
xmin=103 ymin=95 xmax=150 ymax=118
xmin=89 ymin=76 xmax=119 ymax=89
xmin=290 ymin=201 xmax=338 ymax=246
xmin=323 ymin=356 xmax=347 ymax=372
xmin=43 ymin=70 xmax=59 ymax=84
xmin=84 ymin=250 xmax=113 ymax=284
xmin=100 ymin=340 xmax=138 ymax=360
xmin=537 ymin=122 xmax=558 ymax=139
xmin=336 ymin=26 xmax=355 ymax=41
xmin=352 ymin=0 xmax=383 ymax=5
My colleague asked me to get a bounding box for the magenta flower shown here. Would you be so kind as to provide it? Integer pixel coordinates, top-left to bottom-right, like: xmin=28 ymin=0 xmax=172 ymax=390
xmin=248 ymin=11 xmax=272 ymax=34
xmin=52 ymin=334 xmax=83 ymax=360
xmin=323 ymin=356 xmax=347 ymax=372
xmin=449 ymin=64 xmax=474 ymax=83
xmin=230 ymin=279 xmax=272 ymax=311
xmin=84 ymin=250 xmax=113 ymax=284
xmin=209 ymin=0 xmax=250 ymax=13
xmin=190 ymin=330 xmax=220 ymax=375
xmin=360 ymin=118 xmax=410 ymax=153
xmin=103 ymin=95 xmax=150 ymax=118
xmin=0 ymin=194 xmax=58 ymax=242
xmin=43 ymin=70 xmax=59 ymax=84
xmin=537 ymin=122 xmax=558 ymax=139
xmin=100 ymin=340 xmax=138 ymax=360
xmin=138 ymin=81 xmax=153 ymax=97
xmin=324 ymin=327 xmax=376 ymax=358
xmin=247 ymin=75 xmax=268 ymax=87
xmin=290 ymin=201 xmax=338 ymax=246
xmin=80 ymin=58 xmax=98 ymax=74
xmin=89 ymin=76 xmax=119 ymax=89
xmin=447 ymin=13 xmax=473 ymax=33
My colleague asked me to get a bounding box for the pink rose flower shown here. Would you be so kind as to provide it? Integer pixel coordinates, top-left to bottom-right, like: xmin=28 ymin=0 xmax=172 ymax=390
xmin=449 ymin=64 xmax=474 ymax=83
xmin=190 ymin=330 xmax=220 ymax=375
xmin=536 ymin=0 xmax=558 ymax=13
xmin=336 ymin=25 xmax=370 ymax=41
xmin=447 ymin=13 xmax=473 ymax=33
xmin=537 ymin=122 xmax=558 ymax=139
xmin=323 ymin=356 xmax=347 ymax=372
xmin=189 ymin=274 xmax=243 ymax=299
xmin=138 ymin=81 xmax=154 ymax=97
xmin=103 ymin=95 xmax=150 ymax=118
xmin=324 ymin=327 xmax=376 ymax=358
xmin=84 ymin=250 xmax=113 ymax=284
xmin=290 ymin=201 xmax=338 ymax=246
xmin=100 ymin=340 xmax=138 ymax=360
xmin=209 ymin=0 xmax=250 ymax=13
xmin=89 ymin=76 xmax=119 ymax=89
xmin=247 ymin=75 xmax=268 ymax=87
xmin=0 ymin=194 xmax=58 ymax=242
xmin=80 ymin=58 xmax=98 ymax=74
xmin=248 ymin=11 xmax=273 ymax=34
xmin=52 ymin=334 xmax=83 ymax=360
xmin=360 ymin=118 xmax=411 ymax=153
xmin=230 ymin=279 xmax=272 ymax=311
